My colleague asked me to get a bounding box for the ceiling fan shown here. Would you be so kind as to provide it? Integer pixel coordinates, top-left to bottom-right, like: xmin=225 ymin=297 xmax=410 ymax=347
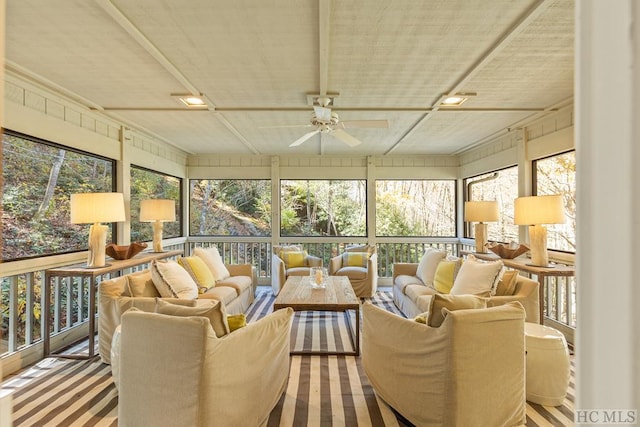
xmin=268 ymin=97 xmax=389 ymax=147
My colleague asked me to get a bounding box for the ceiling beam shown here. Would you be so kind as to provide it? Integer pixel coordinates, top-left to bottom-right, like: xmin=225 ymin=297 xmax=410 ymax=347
xmin=99 ymin=106 xmax=556 ymax=113
xmin=95 ymin=0 xmax=205 ymax=103
xmin=95 ymin=0 xmax=260 ymax=155
xmin=384 ymin=0 xmax=553 ymax=155
xmin=318 ymin=0 xmax=331 ymax=97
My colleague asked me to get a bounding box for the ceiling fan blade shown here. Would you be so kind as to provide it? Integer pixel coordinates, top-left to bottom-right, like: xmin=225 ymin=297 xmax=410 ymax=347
xmin=259 ymin=124 xmax=314 ymax=129
xmin=290 ymin=129 xmax=320 ymax=147
xmin=313 ymin=105 xmax=332 ymax=122
xmin=339 ymin=119 xmax=389 ymax=129
xmin=330 ymin=128 xmax=362 ymax=147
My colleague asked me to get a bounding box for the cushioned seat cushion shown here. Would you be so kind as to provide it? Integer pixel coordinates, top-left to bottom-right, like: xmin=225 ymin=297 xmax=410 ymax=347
xmin=404 ymin=284 xmax=436 ymax=302
xmin=334 ymin=266 xmax=367 ymax=280
xmin=394 ymin=275 xmax=425 ymax=293
xmin=155 ymin=299 xmax=230 ymax=338
xmin=286 ymin=266 xmax=312 ymax=276
xmin=216 ymin=275 xmax=252 ymax=296
xmin=200 ymin=286 xmax=237 ymax=305
xmin=126 ymin=270 xmax=160 ymax=297
xmin=425 ymin=294 xmax=488 ymax=327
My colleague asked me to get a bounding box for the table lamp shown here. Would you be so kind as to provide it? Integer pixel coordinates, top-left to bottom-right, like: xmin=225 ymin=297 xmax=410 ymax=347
xmin=70 ymin=192 xmax=126 ymax=268
xmin=139 ymin=199 xmax=176 ymax=252
xmin=514 ymin=195 xmax=565 ymax=267
xmin=464 ymin=200 xmax=499 ymax=253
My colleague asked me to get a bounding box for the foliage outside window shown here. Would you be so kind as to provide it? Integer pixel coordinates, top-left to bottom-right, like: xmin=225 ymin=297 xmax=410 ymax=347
xmin=1 ymin=130 xmax=115 ymax=261
xmin=464 ymin=167 xmax=519 ymax=243
xmin=190 ymin=179 xmax=271 ymax=236
xmin=130 ymin=166 xmax=182 ymax=243
xmin=534 ymin=151 xmax=576 ymax=253
xmin=375 ymin=180 xmax=456 ymax=236
xmin=280 ymin=180 xmax=366 ymax=236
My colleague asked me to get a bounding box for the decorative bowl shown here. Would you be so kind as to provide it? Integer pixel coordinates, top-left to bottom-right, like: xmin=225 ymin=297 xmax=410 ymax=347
xmin=486 ymin=242 xmax=529 ymax=259
xmin=106 ymin=242 xmax=148 ymax=260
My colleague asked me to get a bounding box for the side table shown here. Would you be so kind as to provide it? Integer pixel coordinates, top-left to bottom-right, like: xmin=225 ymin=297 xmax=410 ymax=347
xmin=43 ymin=249 xmax=183 ymax=359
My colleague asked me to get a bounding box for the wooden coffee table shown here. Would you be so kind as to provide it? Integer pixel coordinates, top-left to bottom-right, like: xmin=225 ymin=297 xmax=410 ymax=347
xmin=273 ymin=275 xmax=360 ymax=356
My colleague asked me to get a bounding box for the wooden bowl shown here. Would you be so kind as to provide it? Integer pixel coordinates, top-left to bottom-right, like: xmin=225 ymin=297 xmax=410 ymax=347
xmin=486 ymin=242 xmax=529 ymax=259
xmin=106 ymin=242 xmax=148 ymax=260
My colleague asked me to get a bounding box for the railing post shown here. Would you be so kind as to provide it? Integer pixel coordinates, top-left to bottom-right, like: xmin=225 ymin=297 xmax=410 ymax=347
xmin=8 ymin=276 xmax=18 ymax=352
xmin=25 ymin=273 xmax=35 ymax=345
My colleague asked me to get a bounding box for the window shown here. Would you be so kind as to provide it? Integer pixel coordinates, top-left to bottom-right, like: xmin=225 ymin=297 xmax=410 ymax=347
xmin=375 ymin=180 xmax=456 ymax=236
xmin=190 ymin=179 xmax=271 ymax=236
xmin=130 ymin=166 xmax=182 ymax=242
xmin=280 ymin=180 xmax=366 ymax=236
xmin=464 ymin=167 xmax=519 ymax=243
xmin=534 ymin=151 xmax=576 ymax=253
xmin=1 ymin=130 xmax=115 ymax=261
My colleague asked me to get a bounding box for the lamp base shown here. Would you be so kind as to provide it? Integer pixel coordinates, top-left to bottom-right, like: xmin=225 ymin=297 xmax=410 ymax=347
xmin=474 ymin=223 xmax=489 ymax=253
xmin=528 ymin=224 xmax=549 ymax=267
xmin=152 ymin=221 xmax=165 ymax=253
xmin=86 ymin=223 xmax=108 ymax=268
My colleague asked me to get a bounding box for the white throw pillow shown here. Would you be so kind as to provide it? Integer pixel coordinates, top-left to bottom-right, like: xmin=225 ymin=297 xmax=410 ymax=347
xmin=449 ymin=255 xmax=504 ymax=297
xmin=415 ymin=248 xmax=447 ymax=287
xmin=150 ymin=259 xmax=199 ymax=299
xmin=193 ymin=246 xmax=231 ymax=282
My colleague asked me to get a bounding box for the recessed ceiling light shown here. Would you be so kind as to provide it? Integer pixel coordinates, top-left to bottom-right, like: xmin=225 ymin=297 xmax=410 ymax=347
xmin=442 ymin=96 xmax=466 ymax=106
xmin=171 ymin=93 xmax=208 ymax=108
xmin=439 ymin=92 xmax=477 ymax=107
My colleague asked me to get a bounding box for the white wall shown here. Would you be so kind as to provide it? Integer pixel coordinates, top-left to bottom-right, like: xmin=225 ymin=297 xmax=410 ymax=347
xmin=575 ymin=0 xmax=640 ymax=420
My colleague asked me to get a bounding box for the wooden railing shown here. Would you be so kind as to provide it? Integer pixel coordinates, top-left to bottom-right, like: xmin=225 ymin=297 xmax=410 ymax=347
xmin=1 ymin=237 xmax=576 ymax=371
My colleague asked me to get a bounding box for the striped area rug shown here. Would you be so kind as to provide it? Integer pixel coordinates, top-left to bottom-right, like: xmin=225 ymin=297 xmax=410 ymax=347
xmin=1 ymin=288 xmax=575 ymax=426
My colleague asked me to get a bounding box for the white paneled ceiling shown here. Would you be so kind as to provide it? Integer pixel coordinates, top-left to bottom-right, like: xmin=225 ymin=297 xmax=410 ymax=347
xmin=5 ymin=0 xmax=574 ymax=156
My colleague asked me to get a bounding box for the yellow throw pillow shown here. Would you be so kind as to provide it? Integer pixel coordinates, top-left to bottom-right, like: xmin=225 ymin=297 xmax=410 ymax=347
xmin=178 ymin=256 xmax=216 ymax=290
xmin=227 ymin=313 xmax=247 ymax=332
xmin=433 ymin=259 xmax=462 ymax=294
xmin=494 ymin=270 xmax=519 ymax=296
xmin=342 ymin=252 xmax=369 ymax=267
xmin=280 ymin=250 xmax=307 ymax=268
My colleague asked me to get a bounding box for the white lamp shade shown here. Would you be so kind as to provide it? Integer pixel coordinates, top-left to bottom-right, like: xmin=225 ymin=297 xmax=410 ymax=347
xmin=514 ymin=195 xmax=566 ymax=225
xmin=464 ymin=200 xmax=499 ymax=222
xmin=70 ymin=193 xmax=126 ymax=224
xmin=139 ymin=199 xmax=176 ymax=222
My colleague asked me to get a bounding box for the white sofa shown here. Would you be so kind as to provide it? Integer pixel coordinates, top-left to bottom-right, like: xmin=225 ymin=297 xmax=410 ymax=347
xmin=117 ymin=307 xmax=294 ymax=427
xmin=98 ymin=263 xmax=254 ymax=364
xmin=393 ymin=262 xmax=540 ymax=323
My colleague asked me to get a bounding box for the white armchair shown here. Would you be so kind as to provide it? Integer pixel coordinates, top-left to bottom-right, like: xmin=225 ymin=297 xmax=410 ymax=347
xmin=362 ymin=301 xmax=526 ymax=426
xmin=328 ymin=245 xmax=378 ymax=297
xmin=271 ymin=245 xmax=322 ymax=295
xmin=117 ymin=307 xmax=294 ymax=427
